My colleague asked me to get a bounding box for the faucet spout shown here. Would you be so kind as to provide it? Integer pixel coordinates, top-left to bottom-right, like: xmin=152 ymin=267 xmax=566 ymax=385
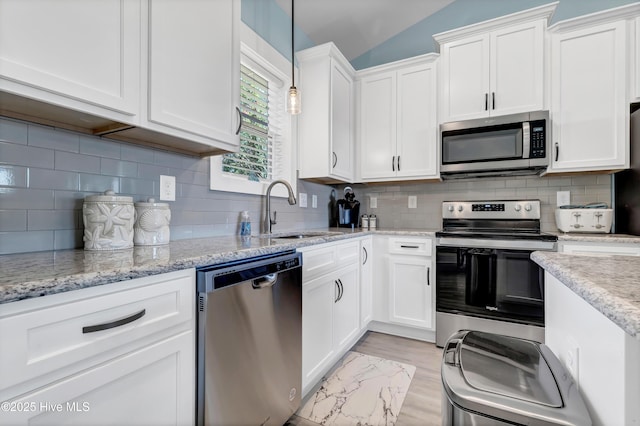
xmin=265 ymin=179 xmax=297 ymax=234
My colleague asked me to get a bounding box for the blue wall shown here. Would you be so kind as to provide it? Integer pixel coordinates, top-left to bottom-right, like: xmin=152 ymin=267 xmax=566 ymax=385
xmin=351 ymin=0 xmax=640 ymax=69
xmin=242 ymin=0 xmax=640 ymax=70
xmin=241 ymin=0 xmax=314 ymax=63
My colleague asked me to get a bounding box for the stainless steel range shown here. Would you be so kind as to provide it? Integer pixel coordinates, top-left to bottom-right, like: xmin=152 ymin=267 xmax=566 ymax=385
xmin=435 ymin=200 xmax=557 ymax=347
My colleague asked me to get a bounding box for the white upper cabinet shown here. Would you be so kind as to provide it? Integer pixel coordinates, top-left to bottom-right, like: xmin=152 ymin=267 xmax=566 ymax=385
xmin=435 ymin=3 xmax=556 ymax=122
xmin=0 ymin=0 xmax=240 ymax=157
xmin=140 ymin=0 xmax=240 ymax=153
xmin=548 ymin=6 xmax=638 ymax=173
xmin=0 ymin=0 xmax=140 ymax=122
xmin=298 ymin=43 xmax=355 ymax=183
xmin=358 ymin=54 xmax=439 ymax=182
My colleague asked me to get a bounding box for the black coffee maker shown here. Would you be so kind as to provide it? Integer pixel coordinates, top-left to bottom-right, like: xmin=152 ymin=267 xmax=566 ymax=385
xmin=336 ymin=187 xmax=360 ymax=228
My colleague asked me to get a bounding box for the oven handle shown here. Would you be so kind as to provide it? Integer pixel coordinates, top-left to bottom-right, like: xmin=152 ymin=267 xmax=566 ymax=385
xmin=437 ymin=237 xmax=556 ymax=251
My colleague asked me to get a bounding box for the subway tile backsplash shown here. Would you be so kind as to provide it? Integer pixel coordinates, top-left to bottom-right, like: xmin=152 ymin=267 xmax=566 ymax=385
xmin=348 ymin=173 xmax=611 ymax=232
xmin=0 ymin=116 xmax=613 ymax=254
xmin=0 ymin=117 xmax=333 ymax=254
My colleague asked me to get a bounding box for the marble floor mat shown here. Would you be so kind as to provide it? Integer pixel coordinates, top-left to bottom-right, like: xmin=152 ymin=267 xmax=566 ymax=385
xmin=297 ymin=351 xmax=416 ymax=426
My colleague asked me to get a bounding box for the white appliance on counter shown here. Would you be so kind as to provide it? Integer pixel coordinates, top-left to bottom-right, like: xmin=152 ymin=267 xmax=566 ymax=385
xmin=555 ymin=205 xmax=613 ymax=233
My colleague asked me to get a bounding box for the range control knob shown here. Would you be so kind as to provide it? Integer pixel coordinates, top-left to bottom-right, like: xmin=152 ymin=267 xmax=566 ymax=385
xmin=514 ymin=204 xmax=522 ymax=212
xmin=448 ymin=205 xmax=454 ymax=212
xmin=525 ymin=204 xmax=532 ymax=212
xmin=457 ymin=205 xmax=463 ymax=212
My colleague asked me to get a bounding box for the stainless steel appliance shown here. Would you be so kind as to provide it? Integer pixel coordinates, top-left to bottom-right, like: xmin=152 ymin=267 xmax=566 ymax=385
xmin=614 ymin=106 xmax=640 ymax=235
xmin=440 ymin=110 xmax=549 ymax=179
xmin=196 ymin=250 xmax=302 ymax=426
xmin=435 ymin=200 xmax=557 ymax=347
xmin=441 ymin=330 xmax=591 ymax=425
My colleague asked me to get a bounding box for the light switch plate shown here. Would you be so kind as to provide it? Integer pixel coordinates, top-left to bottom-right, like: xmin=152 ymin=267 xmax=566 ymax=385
xmin=159 ymin=175 xmax=176 ymax=201
xmin=557 ymin=191 xmax=570 ymax=207
xmin=408 ymin=195 xmax=417 ymax=209
xmin=299 ymin=193 xmax=307 ymax=208
xmin=370 ymin=197 xmax=377 ymax=209
xmin=312 ymin=194 xmax=317 ymax=209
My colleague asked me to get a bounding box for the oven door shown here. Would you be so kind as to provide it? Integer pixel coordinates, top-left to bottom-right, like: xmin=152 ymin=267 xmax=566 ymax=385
xmin=436 ymin=245 xmax=545 ymax=326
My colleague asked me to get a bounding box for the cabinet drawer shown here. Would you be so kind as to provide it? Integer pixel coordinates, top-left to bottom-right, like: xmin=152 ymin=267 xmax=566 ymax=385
xmin=388 ymin=237 xmax=432 ymax=256
xmin=0 ymin=269 xmax=194 ymax=393
xmin=301 ymin=239 xmax=360 ymax=282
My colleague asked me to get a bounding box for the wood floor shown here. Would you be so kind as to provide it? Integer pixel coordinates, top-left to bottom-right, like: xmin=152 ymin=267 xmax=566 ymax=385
xmin=287 ymin=331 xmax=443 ymax=426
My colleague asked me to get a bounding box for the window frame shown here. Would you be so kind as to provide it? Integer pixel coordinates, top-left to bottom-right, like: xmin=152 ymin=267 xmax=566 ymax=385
xmin=210 ymin=29 xmax=297 ymax=199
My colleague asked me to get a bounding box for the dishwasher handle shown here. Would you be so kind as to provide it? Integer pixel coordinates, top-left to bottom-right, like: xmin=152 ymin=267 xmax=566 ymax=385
xmin=252 ymin=273 xmax=278 ymax=289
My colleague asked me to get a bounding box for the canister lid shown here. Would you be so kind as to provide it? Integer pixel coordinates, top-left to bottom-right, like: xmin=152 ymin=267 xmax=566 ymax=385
xmin=85 ymin=190 xmax=133 ymax=203
xmin=134 ymin=197 xmax=169 ymax=208
xmin=459 ymin=331 xmax=562 ymax=408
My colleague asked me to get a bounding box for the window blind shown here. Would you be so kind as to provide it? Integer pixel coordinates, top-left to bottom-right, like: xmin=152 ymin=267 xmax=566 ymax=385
xmin=223 ymin=64 xmax=281 ymax=181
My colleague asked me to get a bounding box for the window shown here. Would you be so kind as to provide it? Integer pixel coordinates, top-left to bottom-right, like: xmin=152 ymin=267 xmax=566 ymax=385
xmin=222 ymin=64 xmax=273 ymax=181
xmin=210 ymin=38 xmax=295 ymax=199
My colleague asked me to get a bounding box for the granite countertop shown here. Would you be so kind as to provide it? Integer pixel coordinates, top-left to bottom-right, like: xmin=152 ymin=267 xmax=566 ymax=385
xmin=531 ymin=251 xmax=640 ymax=339
xmin=0 ymin=228 xmax=437 ymax=305
xmin=555 ymin=232 xmax=640 ymax=244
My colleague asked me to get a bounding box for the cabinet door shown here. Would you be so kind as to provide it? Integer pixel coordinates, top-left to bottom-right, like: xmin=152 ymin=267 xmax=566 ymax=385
xmin=333 ymin=265 xmax=360 ymax=350
xmin=388 ymin=255 xmax=433 ymax=329
xmin=0 ymin=0 xmax=139 ymax=116
xmin=359 ymin=72 xmax=397 ymax=180
xmin=491 ymin=20 xmax=544 ymax=116
xmin=331 ymin=60 xmax=354 ymax=180
xmin=302 ymin=275 xmax=335 ymax=389
xmin=360 ymin=238 xmax=373 ymax=328
xmin=147 ymin=0 xmax=240 ymax=147
xmin=440 ymin=34 xmax=490 ymax=121
xmin=550 ymin=21 xmax=627 ymax=172
xmin=3 ymin=331 xmax=194 ymax=426
xmin=396 ymin=63 xmax=438 ymax=178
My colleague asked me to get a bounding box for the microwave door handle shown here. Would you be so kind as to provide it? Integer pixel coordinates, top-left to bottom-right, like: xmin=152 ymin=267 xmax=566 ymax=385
xmin=522 ymin=121 xmax=530 ymax=159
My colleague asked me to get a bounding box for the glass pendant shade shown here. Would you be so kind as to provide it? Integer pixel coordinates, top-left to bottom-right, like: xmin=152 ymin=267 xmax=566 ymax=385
xmin=286 ymin=86 xmax=301 ymax=115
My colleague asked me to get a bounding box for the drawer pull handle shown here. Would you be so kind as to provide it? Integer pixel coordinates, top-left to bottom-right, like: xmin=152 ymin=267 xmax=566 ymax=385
xmin=83 ymin=309 xmax=146 ymax=334
xmin=400 ymin=245 xmax=419 ymax=249
xmin=362 ymin=246 xmax=368 ymax=265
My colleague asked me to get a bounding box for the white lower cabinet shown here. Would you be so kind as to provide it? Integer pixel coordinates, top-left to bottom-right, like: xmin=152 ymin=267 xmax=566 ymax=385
xmin=369 ymin=236 xmax=436 ymax=342
xmin=300 ymin=240 xmax=362 ymax=396
xmin=546 ymin=273 xmax=640 ymax=426
xmin=5 ymin=331 xmax=193 ymax=426
xmin=0 ymin=269 xmax=195 ymax=426
xmin=388 ymin=255 xmax=433 ymax=329
xmin=360 ymin=236 xmax=373 ymax=328
xmin=558 ymin=241 xmax=640 ymax=256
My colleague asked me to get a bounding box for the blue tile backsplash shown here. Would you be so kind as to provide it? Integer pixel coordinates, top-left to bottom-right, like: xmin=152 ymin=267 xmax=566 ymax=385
xmin=0 ymin=117 xmax=333 ymax=254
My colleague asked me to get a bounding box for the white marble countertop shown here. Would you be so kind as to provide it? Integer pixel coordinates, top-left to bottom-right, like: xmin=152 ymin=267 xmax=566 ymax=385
xmin=531 ymin=251 xmax=640 ymax=339
xmin=0 ymin=228 xmax=437 ymax=304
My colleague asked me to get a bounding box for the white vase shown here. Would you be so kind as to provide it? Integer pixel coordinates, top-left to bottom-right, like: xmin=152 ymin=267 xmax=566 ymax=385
xmin=134 ymin=198 xmax=171 ymax=246
xmin=82 ymin=190 xmax=135 ymax=250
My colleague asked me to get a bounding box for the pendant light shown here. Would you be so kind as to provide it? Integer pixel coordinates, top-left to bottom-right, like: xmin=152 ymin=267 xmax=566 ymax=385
xmin=286 ymin=0 xmax=301 ymax=114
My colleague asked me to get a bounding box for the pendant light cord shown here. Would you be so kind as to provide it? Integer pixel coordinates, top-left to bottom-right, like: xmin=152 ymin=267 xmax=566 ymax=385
xmin=291 ymin=0 xmax=295 ymax=88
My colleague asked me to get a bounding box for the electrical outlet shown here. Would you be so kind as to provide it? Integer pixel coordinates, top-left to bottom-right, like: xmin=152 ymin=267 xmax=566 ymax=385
xmin=565 ymin=338 xmax=580 ymax=388
xmin=408 ymin=195 xmax=417 ymax=209
xmin=370 ymin=197 xmax=377 ymax=209
xmin=159 ymin=175 xmax=176 ymax=201
xmin=312 ymin=194 xmax=318 ymax=209
xmin=299 ymin=192 xmax=308 ymax=208
xmin=557 ymin=191 xmax=570 ymax=207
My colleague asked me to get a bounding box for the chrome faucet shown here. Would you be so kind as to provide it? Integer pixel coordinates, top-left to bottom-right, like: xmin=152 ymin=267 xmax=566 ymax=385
xmin=264 ymin=179 xmax=297 ymax=234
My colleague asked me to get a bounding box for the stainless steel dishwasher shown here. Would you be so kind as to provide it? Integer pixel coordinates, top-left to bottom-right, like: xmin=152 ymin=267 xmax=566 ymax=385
xmin=196 ymin=250 xmax=302 ymax=426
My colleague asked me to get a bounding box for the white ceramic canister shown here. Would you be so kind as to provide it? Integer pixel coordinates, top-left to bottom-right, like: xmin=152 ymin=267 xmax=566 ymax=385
xmin=83 ymin=190 xmax=135 ymax=250
xmin=134 ymin=198 xmax=171 ymax=245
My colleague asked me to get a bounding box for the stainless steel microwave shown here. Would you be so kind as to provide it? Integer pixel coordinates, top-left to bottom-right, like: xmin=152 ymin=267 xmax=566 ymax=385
xmin=440 ymin=111 xmax=549 ymax=179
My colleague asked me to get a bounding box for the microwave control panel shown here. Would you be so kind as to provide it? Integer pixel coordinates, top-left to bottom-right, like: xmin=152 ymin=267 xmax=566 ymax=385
xmin=529 ymin=119 xmax=546 ymax=158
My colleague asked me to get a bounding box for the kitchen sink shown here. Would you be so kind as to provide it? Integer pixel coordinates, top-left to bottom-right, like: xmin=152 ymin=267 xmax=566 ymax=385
xmin=268 ymin=231 xmax=342 ymax=240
